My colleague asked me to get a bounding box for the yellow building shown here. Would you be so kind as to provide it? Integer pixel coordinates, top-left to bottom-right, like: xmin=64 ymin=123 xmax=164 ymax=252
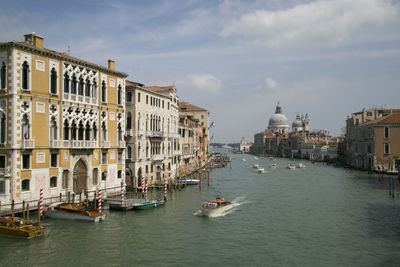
xmin=0 ymin=33 xmax=127 ymax=209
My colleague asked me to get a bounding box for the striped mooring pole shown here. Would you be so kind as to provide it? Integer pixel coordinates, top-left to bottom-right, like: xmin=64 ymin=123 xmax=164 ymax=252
xmin=98 ymin=189 xmax=102 ymax=213
xmin=121 ymin=183 xmax=125 ymax=204
xmin=39 ymin=188 xmax=44 ymax=216
xmin=164 ymin=178 xmax=167 ymax=201
xmin=145 ymin=181 xmax=148 ymax=199
xmin=141 ymin=176 xmax=145 ymax=195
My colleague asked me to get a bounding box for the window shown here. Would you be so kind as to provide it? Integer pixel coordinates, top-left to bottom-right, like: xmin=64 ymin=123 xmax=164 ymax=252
xmin=64 ymin=73 xmax=70 ymax=93
xmin=50 ymin=68 xmax=57 ymax=94
xmin=21 ymin=179 xmax=30 ymax=191
xmin=0 ymin=179 xmax=5 ymax=194
xmin=117 ymin=170 xmax=122 ymax=179
xmin=101 ymin=80 xmax=107 ymax=102
xmin=0 ymin=112 xmax=5 ymax=144
xmin=22 ymin=154 xmax=30 ymax=169
xmin=0 ymin=155 xmax=4 ymax=169
xmin=118 ymin=151 xmax=122 ymax=163
xmin=102 ymin=171 xmax=107 ymax=181
xmin=384 ymin=143 xmax=390 ymax=155
xmin=50 ymin=176 xmax=57 ymax=188
xmin=127 ymin=112 xmax=132 ymax=130
xmin=1 ymin=62 xmax=6 ymax=89
xmin=355 ymin=118 xmax=359 ymax=125
xmin=93 ymin=168 xmax=98 ymax=185
xmin=22 ymin=61 xmax=29 ymax=90
xmin=367 ymin=111 xmax=372 ymax=116
xmin=384 ymin=127 xmax=389 ymax=139
xmin=85 ymin=78 xmax=90 ymax=97
xmin=127 ymin=146 xmax=132 ymax=159
xmin=138 ymin=92 xmax=141 ymax=102
xmin=117 ymin=85 xmax=122 ymax=105
xmin=201 ymin=115 xmax=204 ymax=119
xmin=62 ymin=170 xmax=68 ymax=189
xmin=146 ymin=95 xmax=148 ymax=104
xmin=78 ymin=77 xmax=84 ymax=96
xmin=162 ymin=100 xmax=164 ymax=108
xmin=51 ymin=153 xmax=57 ymax=167
xmin=127 ymin=92 xmax=132 ymax=102
xmin=71 ymin=74 xmax=77 ymax=94
xmin=92 ymin=80 xmax=97 ymax=99
xmin=22 ymin=114 xmax=30 ymax=140
xmin=102 ymin=151 xmax=107 ymax=164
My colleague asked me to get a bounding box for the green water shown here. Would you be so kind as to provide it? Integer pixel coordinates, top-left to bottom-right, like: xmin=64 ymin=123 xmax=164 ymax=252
xmin=1 ymin=151 xmax=400 ymax=266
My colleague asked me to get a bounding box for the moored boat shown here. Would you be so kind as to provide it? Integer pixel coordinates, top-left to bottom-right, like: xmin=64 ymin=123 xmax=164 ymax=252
xmin=177 ymin=177 xmax=200 ymax=185
xmin=297 ymin=163 xmax=306 ymax=168
xmin=108 ymin=200 xmax=134 ymax=211
xmin=287 ymin=163 xmax=296 ymax=170
xmin=43 ymin=203 xmax=105 ymax=222
xmin=200 ymin=197 xmax=234 ymax=217
xmin=257 ymin=167 xmax=265 ymax=173
xmin=0 ymin=217 xmax=45 ymax=238
xmin=132 ymin=199 xmax=165 ymax=210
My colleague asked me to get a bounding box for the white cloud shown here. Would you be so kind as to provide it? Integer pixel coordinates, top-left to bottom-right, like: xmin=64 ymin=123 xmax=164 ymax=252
xmin=221 ymin=0 xmax=400 ymax=48
xmin=265 ymin=77 xmax=279 ymax=90
xmin=181 ymin=74 xmax=222 ymax=92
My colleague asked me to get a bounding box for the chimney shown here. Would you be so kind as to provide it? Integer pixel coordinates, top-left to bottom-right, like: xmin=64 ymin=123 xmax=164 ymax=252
xmin=24 ymin=32 xmax=44 ymax=49
xmin=108 ymin=60 xmax=115 ymax=70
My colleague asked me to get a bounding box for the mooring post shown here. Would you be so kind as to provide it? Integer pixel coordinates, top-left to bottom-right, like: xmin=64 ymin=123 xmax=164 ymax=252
xmin=11 ymin=199 xmax=14 ymax=221
xmin=392 ymin=177 xmax=395 ymax=198
xmin=59 ymin=193 xmax=62 ymax=202
xmin=26 ymin=204 xmax=30 ymax=224
xmin=22 ymin=200 xmax=25 ymax=223
xmin=72 ymin=193 xmax=75 ymax=203
xmin=389 ymin=176 xmax=392 ymax=196
xmin=38 ymin=201 xmax=41 ymax=225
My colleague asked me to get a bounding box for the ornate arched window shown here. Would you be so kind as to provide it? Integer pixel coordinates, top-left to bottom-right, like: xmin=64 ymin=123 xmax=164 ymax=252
xmin=0 ymin=62 xmax=6 ymax=89
xmin=137 ymin=112 xmax=140 ymax=131
xmin=50 ymin=68 xmax=57 ymax=94
xmin=0 ymin=112 xmax=5 ymax=144
xmin=21 ymin=61 xmax=29 ymax=90
xmin=127 ymin=146 xmax=132 ymax=159
xmin=93 ymin=123 xmax=97 ymax=140
xmin=117 ymin=123 xmax=122 ymax=141
xmin=101 ymin=122 xmax=107 ymax=141
xmin=85 ymin=122 xmax=91 ymax=140
xmin=117 ymin=85 xmax=122 ymax=105
xmin=22 ymin=114 xmax=30 ymax=140
xmin=50 ymin=117 xmax=57 ymax=141
xmin=127 ymin=112 xmax=132 ymax=130
xmin=78 ymin=121 xmax=84 ymax=140
xmin=71 ymin=74 xmax=77 ymax=94
xmin=92 ymin=80 xmax=97 ymax=99
xmin=85 ymin=78 xmax=90 ymax=97
xmin=101 ymin=80 xmax=107 ymax=102
xmin=64 ymin=73 xmax=70 ymax=93
xmin=71 ymin=121 xmax=77 ymax=140
xmin=138 ymin=142 xmax=141 ymax=158
xmin=63 ymin=120 xmax=69 ymax=140
xmin=78 ymin=76 xmax=84 ymax=96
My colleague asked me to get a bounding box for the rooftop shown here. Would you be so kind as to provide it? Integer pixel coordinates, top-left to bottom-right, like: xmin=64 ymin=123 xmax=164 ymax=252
xmin=179 ymin=101 xmax=207 ymax=112
xmin=362 ymin=112 xmax=400 ymax=126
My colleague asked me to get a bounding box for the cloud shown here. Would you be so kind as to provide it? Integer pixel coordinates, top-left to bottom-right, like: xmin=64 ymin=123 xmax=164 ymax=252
xmin=180 ymin=74 xmax=222 ymax=92
xmin=221 ymin=0 xmax=400 ymax=48
xmin=265 ymin=77 xmax=279 ymax=90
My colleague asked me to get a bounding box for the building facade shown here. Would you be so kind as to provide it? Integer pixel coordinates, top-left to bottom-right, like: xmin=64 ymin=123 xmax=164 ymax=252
xmin=0 ymin=33 xmax=127 ymax=208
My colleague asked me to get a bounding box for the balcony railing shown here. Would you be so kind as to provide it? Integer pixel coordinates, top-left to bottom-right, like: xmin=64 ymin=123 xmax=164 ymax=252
xmin=148 ymin=131 xmax=164 ymax=138
xmin=50 ymin=139 xmax=63 ymax=148
xmin=126 ymin=129 xmax=133 ymax=136
xmin=102 ymin=140 xmax=110 ymax=148
xmin=71 ymin=140 xmax=97 ymax=148
xmin=22 ymin=139 xmax=35 ymax=149
xmin=137 ymin=130 xmax=144 ymax=137
xmin=118 ymin=140 xmax=126 ymax=147
xmin=63 ymin=93 xmax=97 ymax=105
xmin=152 ymin=154 xmax=164 ymax=161
xmin=168 ymin=132 xmax=180 ymax=139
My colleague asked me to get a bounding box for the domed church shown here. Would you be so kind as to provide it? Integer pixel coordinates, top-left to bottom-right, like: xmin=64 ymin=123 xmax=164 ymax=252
xmin=267 ymin=103 xmax=290 ymax=134
xmin=292 ymin=113 xmax=310 ymax=132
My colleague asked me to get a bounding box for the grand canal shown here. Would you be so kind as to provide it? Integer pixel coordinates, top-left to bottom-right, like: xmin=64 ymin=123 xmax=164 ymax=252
xmin=2 ymin=150 xmax=400 ymax=266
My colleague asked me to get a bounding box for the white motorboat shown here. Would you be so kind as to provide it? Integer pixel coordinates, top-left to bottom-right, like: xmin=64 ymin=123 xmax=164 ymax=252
xmin=252 ymin=163 xmax=259 ymax=168
xmin=269 ymin=163 xmax=277 ymax=168
xmin=177 ymin=178 xmax=200 ymax=185
xmin=287 ymin=163 xmax=296 ymax=170
xmin=254 ymin=156 xmax=258 ymax=160
xmin=297 ymin=163 xmax=306 ymax=168
xmin=201 ymin=197 xmax=234 ymax=217
xmin=242 ymin=158 xmax=247 ymax=162
xmin=257 ymin=167 xmax=265 ymax=173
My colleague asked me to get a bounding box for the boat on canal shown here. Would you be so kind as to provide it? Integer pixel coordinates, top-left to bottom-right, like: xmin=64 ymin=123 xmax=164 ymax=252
xmin=132 ymin=199 xmax=165 ymax=210
xmin=43 ymin=203 xmax=105 ymax=222
xmin=258 ymin=167 xmax=265 ymax=173
xmin=297 ymin=163 xmax=306 ymax=168
xmin=252 ymin=163 xmax=259 ymax=169
xmin=287 ymin=163 xmax=296 ymax=170
xmin=176 ymin=177 xmax=200 ymax=185
xmin=270 ymin=163 xmax=277 ymax=168
xmin=201 ymin=197 xmax=234 ymax=217
xmin=0 ymin=217 xmax=45 ymax=238
xmin=108 ymin=200 xmax=135 ymax=211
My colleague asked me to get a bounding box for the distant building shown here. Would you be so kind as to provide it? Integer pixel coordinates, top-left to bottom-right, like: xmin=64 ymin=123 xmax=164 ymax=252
xmin=239 ymin=136 xmax=252 ymax=153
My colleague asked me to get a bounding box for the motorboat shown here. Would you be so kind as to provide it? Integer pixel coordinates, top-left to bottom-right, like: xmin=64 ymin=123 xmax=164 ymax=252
xmin=201 ymin=197 xmax=234 ymax=217
xmin=177 ymin=178 xmax=200 ymax=185
xmin=287 ymin=163 xmax=296 ymax=170
xmin=132 ymin=199 xmax=165 ymax=210
xmin=269 ymin=163 xmax=277 ymax=168
xmin=297 ymin=163 xmax=306 ymax=168
xmin=254 ymin=156 xmax=258 ymax=160
xmin=0 ymin=217 xmax=45 ymax=238
xmin=242 ymin=158 xmax=247 ymax=162
xmin=257 ymin=167 xmax=265 ymax=173
xmin=252 ymin=163 xmax=259 ymax=169
xmin=43 ymin=203 xmax=105 ymax=222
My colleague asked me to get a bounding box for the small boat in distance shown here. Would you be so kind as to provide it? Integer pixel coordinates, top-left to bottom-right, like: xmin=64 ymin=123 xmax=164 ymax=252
xmin=43 ymin=203 xmax=105 ymax=222
xmin=287 ymin=163 xmax=296 ymax=170
xmin=258 ymin=167 xmax=265 ymax=173
xmin=254 ymin=156 xmax=258 ymax=160
xmin=132 ymin=199 xmax=165 ymax=210
xmin=0 ymin=217 xmax=45 ymax=239
xmin=242 ymin=158 xmax=247 ymax=162
xmin=201 ymin=197 xmax=234 ymax=217
xmin=176 ymin=177 xmax=200 ymax=185
xmin=270 ymin=163 xmax=277 ymax=168
xmin=297 ymin=163 xmax=306 ymax=168
xmin=252 ymin=163 xmax=259 ymax=169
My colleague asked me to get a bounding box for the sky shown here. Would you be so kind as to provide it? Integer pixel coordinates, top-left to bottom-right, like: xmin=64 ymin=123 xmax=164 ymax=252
xmin=1 ymin=0 xmax=400 ymax=143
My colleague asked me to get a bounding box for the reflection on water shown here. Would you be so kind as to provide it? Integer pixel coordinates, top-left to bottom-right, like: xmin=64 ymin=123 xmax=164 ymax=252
xmin=1 ymin=150 xmax=400 ymax=266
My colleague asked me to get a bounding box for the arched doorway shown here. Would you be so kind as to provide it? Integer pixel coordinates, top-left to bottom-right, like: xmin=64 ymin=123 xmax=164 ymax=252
xmin=137 ymin=167 xmax=142 ymax=187
xmin=156 ymin=166 xmax=162 ymax=182
xmin=73 ymin=159 xmax=88 ymax=194
xmin=125 ymin=168 xmax=133 ymax=189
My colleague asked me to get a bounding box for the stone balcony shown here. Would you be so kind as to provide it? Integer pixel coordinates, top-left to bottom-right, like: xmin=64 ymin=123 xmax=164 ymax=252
xmin=101 ymin=140 xmax=110 ymax=148
xmin=22 ymin=139 xmax=35 ymax=149
xmin=125 ymin=129 xmax=133 ymax=136
xmin=152 ymin=154 xmax=164 ymax=161
xmin=148 ymin=130 xmax=164 ymax=138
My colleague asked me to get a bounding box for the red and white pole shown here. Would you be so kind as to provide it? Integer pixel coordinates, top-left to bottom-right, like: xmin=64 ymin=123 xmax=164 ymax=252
xmin=141 ymin=176 xmax=145 ymax=195
xmin=164 ymin=178 xmax=167 ymax=201
xmin=39 ymin=188 xmax=43 ymax=216
xmin=145 ymin=180 xmax=148 ymax=200
xmin=98 ymin=189 xmax=102 ymax=213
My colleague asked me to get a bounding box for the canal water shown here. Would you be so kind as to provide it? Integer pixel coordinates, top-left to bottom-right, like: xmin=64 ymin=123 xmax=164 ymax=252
xmin=2 ymin=150 xmax=400 ymax=266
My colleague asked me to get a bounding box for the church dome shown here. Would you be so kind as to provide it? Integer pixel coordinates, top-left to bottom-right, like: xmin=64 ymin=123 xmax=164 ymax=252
xmin=292 ymin=119 xmax=302 ymax=128
xmin=269 ymin=114 xmax=289 ymax=128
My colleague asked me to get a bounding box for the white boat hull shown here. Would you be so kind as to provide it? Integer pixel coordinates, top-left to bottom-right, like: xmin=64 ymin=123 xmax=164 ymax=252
xmin=43 ymin=210 xmax=105 ymax=222
xmin=201 ymin=204 xmax=234 ymax=217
